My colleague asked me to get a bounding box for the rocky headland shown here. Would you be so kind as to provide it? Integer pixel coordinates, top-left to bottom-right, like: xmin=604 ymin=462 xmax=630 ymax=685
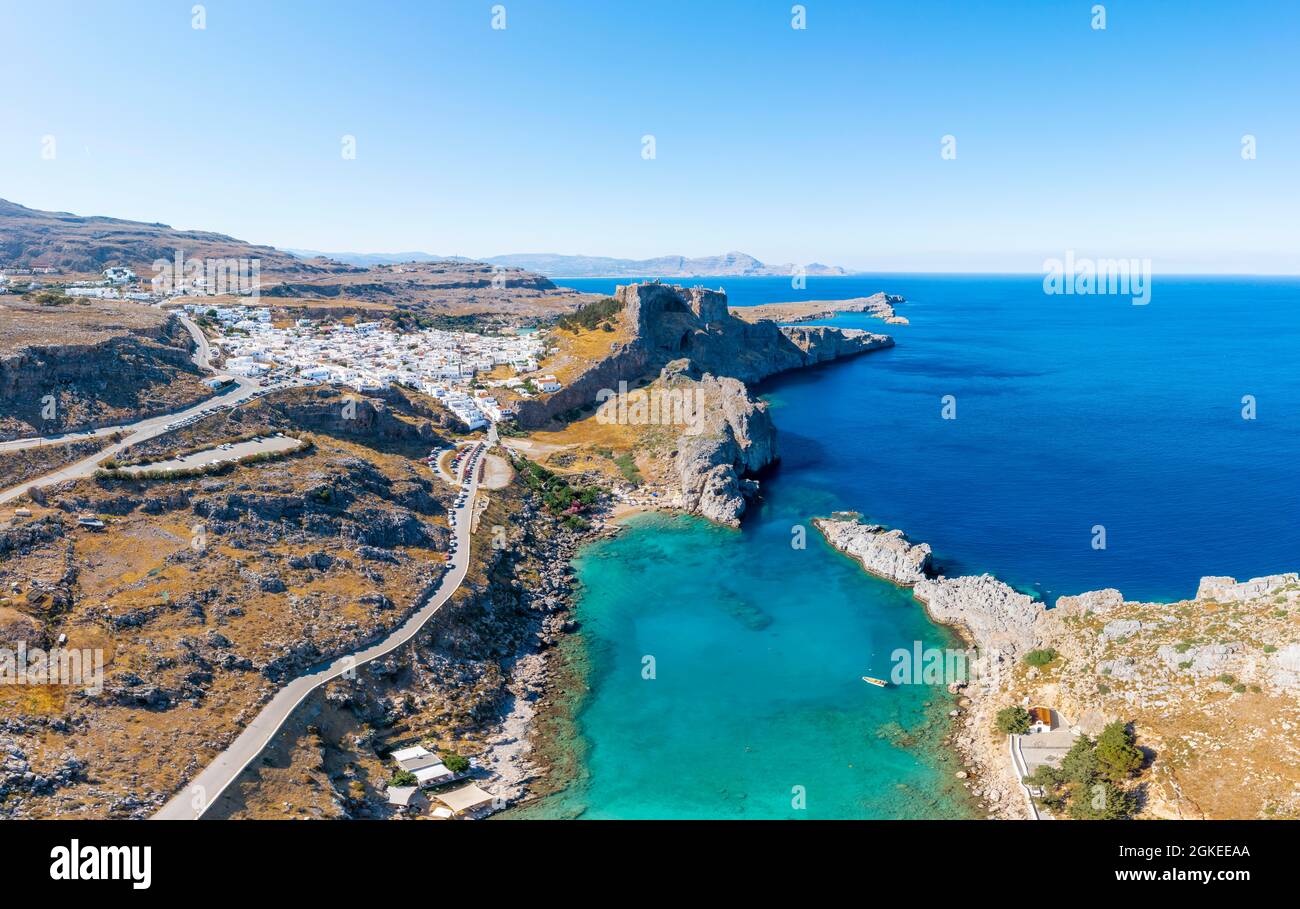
xmin=513 ymin=283 xmax=894 ymax=526
xmin=814 ymin=515 xmax=1300 ymax=819
xmin=733 ymin=292 xmax=909 ymax=326
xmin=813 ymin=515 xmax=932 ymax=585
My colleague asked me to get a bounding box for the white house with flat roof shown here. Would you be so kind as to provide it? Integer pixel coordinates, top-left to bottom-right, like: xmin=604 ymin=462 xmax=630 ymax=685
xmin=390 ymin=745 xmax=456 ymax=788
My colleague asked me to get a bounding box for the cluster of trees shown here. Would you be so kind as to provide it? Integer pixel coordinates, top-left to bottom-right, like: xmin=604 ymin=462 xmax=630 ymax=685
xmin=27 ymin=288 xmax=72 ymax=307
xmin=513 ymin=455 xmax=599 ymax=529
xmin=995 ymin=705 xmax=1033 ymax=735
xmin=1023 ymin=721 xmax=1144 ymax=820
xmin=556 ymin=297 xmax=623 ymax=333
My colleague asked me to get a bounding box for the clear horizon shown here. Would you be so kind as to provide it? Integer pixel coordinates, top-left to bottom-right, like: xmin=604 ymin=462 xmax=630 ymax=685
xmin=4 ymin=0 xmax=1298 ymax=274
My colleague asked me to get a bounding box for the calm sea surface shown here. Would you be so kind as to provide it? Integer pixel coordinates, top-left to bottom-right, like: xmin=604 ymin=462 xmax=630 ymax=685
xmin=507 ymin=274 xmax=1300 ymax=819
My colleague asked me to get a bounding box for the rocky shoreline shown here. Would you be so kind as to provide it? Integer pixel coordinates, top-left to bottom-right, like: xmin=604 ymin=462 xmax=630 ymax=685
xmin=813 ymin=514 xmax=1040 ymax=818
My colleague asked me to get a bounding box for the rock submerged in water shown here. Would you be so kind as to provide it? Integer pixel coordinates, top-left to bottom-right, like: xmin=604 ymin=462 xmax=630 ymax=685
xmin=812 ymin=516 xmax=931 ymax=586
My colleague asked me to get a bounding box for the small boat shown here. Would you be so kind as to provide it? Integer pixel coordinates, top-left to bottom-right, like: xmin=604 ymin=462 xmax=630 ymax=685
xmin=861 ymin=676 xmax=888 ymax=688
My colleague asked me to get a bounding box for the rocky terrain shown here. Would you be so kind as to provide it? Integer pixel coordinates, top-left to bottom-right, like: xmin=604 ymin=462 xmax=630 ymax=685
xmin=1016 ymin=573 xmax=1300 ymax=819
xmin=813 ymin=514 xmax=1300 ymax=820
xmin=254 ymin=260 xmax=597 ymax=324
xmin=0 ymin=438 xmax=113 ymax=492
xmin=508 ymin=283 xmax=893 ymax=526
xmin=0 ymin=298 xmax=212 ymax=440
xmin=813 ymin=515 xmax=931 ymax=585
xmin=613 ymin=281 xmax=893 ymax=386
xmin=664 ymin=366 xmax=777 ymax=527
xmin=202 ymin=467 xmax=607 ymax=819
xmin=1 ymin=198 xmax=594 ymax=326
xmin=0 ymin=197 xmax=312 ymax=274
xmin=0 ymin=388 xmax=466 ymax=817
xmin=733 ymin=292 xmax=909 ymax=326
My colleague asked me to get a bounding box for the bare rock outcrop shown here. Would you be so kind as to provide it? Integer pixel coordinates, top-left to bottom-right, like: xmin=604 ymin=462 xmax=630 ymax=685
xmin=669 ymin=370 xmax=776 ymax=527
xmin=912 ymin=574 xmax=1044 ymax=661
xmin=813 ymin=515 xmax=931 ymax=586
xmin=1196 ymin=573 xmax=1298 ymax=603
xmin=1054 ymin=588 xmax=1125 ymax=615
xmin=616 ymin=282 xmax=893 ymax=385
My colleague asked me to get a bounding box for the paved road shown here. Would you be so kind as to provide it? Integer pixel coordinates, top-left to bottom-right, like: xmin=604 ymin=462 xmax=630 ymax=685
xmin=154 ymin=446 xmax=486 ymax=820
xmin=0 ymin=311 xmax=221 ymax=458
xmin=118 ymin=435 xmax=301 ymax=474
xmin=176 ymin=312 xmax=217 ymax=372
xmin=0 ymin=378 xmax=285 ymax=506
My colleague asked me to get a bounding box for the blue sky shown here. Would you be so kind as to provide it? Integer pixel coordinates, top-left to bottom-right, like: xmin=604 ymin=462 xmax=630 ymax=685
xmin=3 ymin=0 xmax=1297 ymax=272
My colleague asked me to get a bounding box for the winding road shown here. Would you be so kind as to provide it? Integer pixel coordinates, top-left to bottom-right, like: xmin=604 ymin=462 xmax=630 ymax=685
xmin=154 ymin=445 xmax=487 ymax=820
xmin=0 ymin=377 xmax=275 ymax=506
xmin=0 ymin=311 xmax=280 ymax=504
xmin=2 ymin=313 xmax=494 ymax=819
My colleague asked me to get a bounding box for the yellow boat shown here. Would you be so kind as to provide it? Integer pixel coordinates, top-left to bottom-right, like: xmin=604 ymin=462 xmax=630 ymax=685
xmin=861 ymin=676 xmax=888 ymax=688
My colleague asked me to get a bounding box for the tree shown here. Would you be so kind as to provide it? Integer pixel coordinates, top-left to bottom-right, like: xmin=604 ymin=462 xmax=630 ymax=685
xmin=1095 ymin=721 xmax=1143 ymax=782
xmin=1023 ymin=764 xmax=1067 ymax=812
xmin=1059 ymin=734 xmax=1098 ymax=788
xmin=390 ymin=769 xmax=417 ymax=787
xmin=1067 ymin=779 xmax=1137 ymax=820
xmin=995 ymin=706 xmax=1031 ymax=735
xmin=442 ymin=753 xmax=470 ymax=774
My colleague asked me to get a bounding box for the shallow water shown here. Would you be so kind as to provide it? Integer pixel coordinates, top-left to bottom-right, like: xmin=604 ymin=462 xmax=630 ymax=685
xmin=512 ymin=274 xmax=1299 ymax=819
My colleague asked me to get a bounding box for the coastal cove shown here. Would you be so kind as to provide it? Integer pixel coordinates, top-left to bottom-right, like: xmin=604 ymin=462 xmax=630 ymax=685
xmin=509 ymin=274 xmax=1300 ymax=820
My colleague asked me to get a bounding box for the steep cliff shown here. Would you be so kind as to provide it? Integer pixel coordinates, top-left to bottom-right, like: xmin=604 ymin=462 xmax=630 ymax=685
xmin=667 ymin=369 xmax=777 ymax=527
xmin=0 ymin=300 xmax=210 ymax=440
xmin=615 ymin=281 xmax=893 ymax=384
xmin=514 ymin=284 xmax=894 ymax=525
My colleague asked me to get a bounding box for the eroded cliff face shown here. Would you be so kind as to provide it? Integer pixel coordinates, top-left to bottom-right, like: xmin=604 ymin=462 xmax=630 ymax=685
xmin=667 ymin=369 xmax=777 ymax=527
xmin=616 ymin=281 xmax=893 ymax=384
xmin=0 ymin=310 xmax=209 ymax=440
xmin=516 ymin=283 xmax=893 ymax=525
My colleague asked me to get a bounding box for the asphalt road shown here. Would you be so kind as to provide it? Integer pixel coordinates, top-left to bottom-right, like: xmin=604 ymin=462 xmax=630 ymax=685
xmin=0 ymin=377 xmax=278 ymax=506
xmin=153 ymin=445 xmax=487 ymax=820
xmin=0 ymin=312 xmax=229 ymax=459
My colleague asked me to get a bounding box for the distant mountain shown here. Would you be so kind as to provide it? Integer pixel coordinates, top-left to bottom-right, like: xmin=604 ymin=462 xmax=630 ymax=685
xmin=484 ymin=251 xmax=852 ymax=278
xmin=286 ymin=249 xmax=474 ymax=267
xmin=0 ymin=198 xmax=318 ymax=275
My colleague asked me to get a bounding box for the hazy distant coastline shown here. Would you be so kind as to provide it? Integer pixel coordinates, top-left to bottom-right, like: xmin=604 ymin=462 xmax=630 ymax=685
xmin=287 ymin=248 xmax=852 ymax=279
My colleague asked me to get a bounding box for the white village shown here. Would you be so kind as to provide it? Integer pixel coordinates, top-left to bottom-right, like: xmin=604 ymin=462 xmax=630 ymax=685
xmin=182 ymin=303 xmax=560 ymax=429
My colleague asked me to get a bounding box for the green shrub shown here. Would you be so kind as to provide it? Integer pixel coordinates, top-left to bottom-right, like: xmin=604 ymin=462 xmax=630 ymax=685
xmin=389 ymin=769 xmax=417 ymax=787
xmin=1023 ymin=648 xmax=1058 ymax=667
xmin=556 ymin=297 xmax=624 ymax=333
xmin=1095 ymin=721 xmax=1143 ymax=782
xmin=613 ymin=452 xmax=643 ymax=485
xmin=994 ymin=706 xmax=1031 ymax=735
xmin=442 ymin=753 xmax=470 ymax=774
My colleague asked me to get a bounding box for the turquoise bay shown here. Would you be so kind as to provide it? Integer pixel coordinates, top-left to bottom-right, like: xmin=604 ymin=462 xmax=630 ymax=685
xmin=512 ymin=275 xmax=1300 ymax=820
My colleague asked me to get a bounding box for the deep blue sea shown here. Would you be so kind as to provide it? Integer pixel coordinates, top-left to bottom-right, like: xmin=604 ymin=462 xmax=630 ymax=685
xmin=510 ymin=274 xmax=1300 ymax=820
